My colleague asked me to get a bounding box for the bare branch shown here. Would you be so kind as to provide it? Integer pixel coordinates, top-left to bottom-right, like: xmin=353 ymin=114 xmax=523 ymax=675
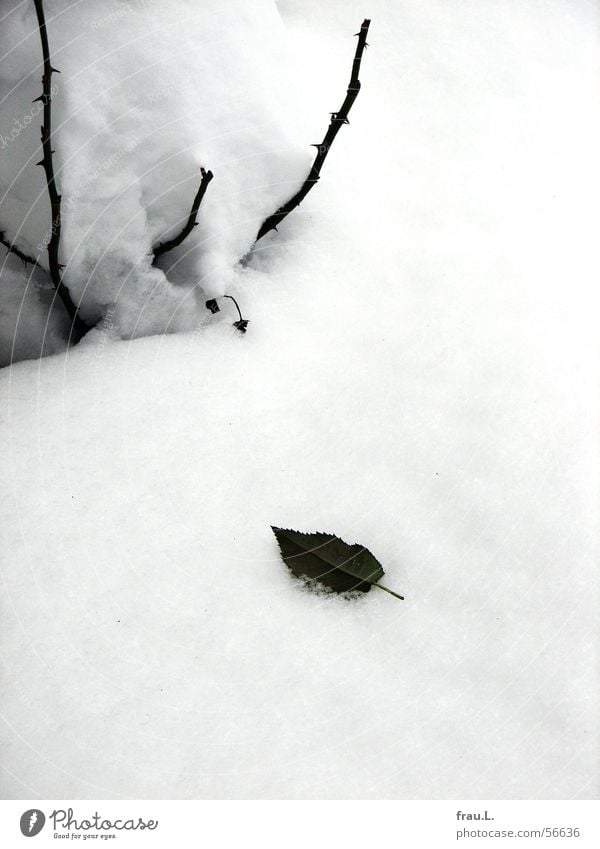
xmin=33 ymin=0 xmax=88 ymax=336
xmin=255 ymin=18 xmax=371 ymax=242
xmin=153 ymin=167 xmax=214 ymax=260
xmin=0 ymin=230 xmax=43 ymax=269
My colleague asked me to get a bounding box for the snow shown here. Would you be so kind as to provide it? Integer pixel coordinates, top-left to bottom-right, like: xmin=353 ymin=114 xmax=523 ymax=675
xmin=0 ymin=255 xmax=70 ymax=365
xmin=1 ymin=0 xmax=599 ymax=799
xmin=0 ymin=0 xmax=310 ymax=346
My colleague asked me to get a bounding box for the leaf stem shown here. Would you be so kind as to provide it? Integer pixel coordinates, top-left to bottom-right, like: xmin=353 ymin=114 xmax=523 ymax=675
xmin=371 ymin=582 xmax=404 ymax=601
xmin=223 ymin=294 xmax=245 ymax=322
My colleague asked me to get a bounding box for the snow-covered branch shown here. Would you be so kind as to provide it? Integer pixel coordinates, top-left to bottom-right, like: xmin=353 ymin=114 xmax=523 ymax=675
xmin=33 ymin=0 xmax=88 ymax=335
xmin=255 ymin=18 xmax=371 ymax=242
xmin=0 ymin=230 xmax=43 ymax=269
xmin=153 ymin=167 xmax=214 ymax=260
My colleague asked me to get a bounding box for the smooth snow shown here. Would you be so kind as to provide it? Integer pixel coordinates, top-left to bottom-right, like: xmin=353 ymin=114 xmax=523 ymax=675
xmin=1 ymin=0 xmax=598 ymax=799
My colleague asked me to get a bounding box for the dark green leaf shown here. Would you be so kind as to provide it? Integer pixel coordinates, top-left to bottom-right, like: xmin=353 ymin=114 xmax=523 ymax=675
xmin=271 ymin=527 xmax=404 ymax=600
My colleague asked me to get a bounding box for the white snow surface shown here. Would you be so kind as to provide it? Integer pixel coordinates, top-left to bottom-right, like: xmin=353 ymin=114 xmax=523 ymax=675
xmin=1 ymin=0 xmax=599 ymax=799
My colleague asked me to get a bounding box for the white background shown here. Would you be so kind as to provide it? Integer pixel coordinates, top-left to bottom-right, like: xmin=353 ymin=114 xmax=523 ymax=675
xmin=1 ymin=0 xmax=598 ymax=800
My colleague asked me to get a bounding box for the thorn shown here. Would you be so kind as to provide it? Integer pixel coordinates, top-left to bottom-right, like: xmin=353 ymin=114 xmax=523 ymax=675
xmin=32 ymin=95 xmax=44 ymax=103
xmin=50 ymin=67 xmax=61 ymax=74
xmin=35 ymin=160 xmax=44 ymax=166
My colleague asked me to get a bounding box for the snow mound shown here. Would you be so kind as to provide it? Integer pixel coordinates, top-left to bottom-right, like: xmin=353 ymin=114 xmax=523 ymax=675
xmin=0 ymin=0 xmax=311 ymax=348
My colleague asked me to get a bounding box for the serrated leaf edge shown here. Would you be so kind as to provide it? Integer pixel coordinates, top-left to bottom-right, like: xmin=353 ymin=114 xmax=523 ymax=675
xmin=270 ymin=526 xmax=404 ymax=601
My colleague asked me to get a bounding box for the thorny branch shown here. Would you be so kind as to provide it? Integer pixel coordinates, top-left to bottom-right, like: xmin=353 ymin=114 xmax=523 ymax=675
xmin=153 ymin=167 xmax=214 ymax=260
xmin=0 ymin=230 xmax=43 ymax=268
xmin=33 ymin=0 xmax=88 ymax=335
xmin=255 ymin=18 xmax=370 ymax=242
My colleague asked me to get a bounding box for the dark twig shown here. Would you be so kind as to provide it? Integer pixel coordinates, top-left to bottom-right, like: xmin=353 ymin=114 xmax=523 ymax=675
xmin=0 ymin=230 xmax=43 ymax=269
xmin=205 ymin=295 xmax=249 ymax=333
xmin=223 ymin=295 xmax=244 ymax=323
xmin=33 ymin=0 xmax=88 ymax=335
xmin=255 ymin=18 xmax=370 ymax=242
xmin=153 ymin=167 xmax=214 ymax=260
